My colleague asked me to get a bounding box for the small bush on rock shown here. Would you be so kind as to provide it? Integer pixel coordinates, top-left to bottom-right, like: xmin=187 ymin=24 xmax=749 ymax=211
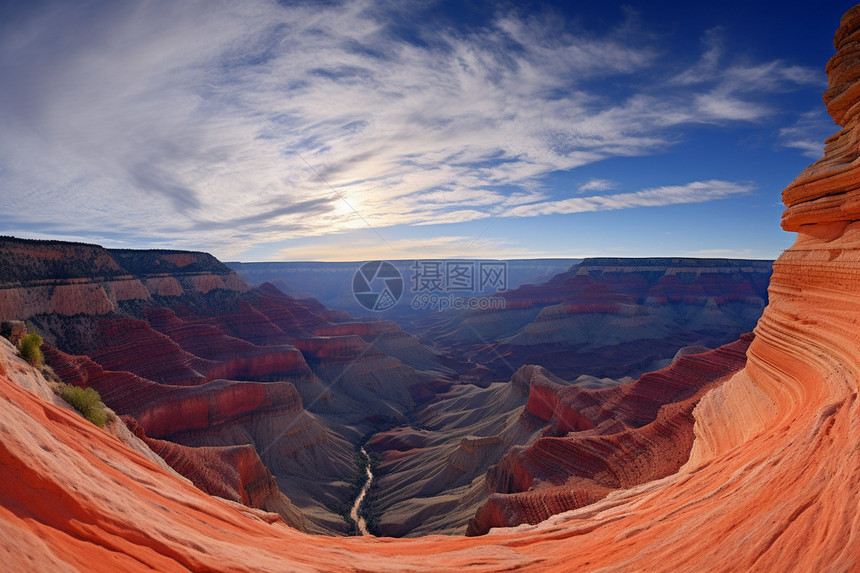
xmin=59 ymin=384 xmax=111 ymax=428
xmin=18 ymin=333 xmax=43 ymax=367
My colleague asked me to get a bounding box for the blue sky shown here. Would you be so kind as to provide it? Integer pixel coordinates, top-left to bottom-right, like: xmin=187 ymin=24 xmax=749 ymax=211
xmin=0 ymin=0 xmax=855 ymax=261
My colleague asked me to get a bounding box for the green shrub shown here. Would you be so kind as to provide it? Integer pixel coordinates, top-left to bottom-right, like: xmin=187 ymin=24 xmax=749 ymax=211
xmin=59 ymin=384 xmax=110 ymax=428
xmin=18 ymin=333 xmax=44 ymax=367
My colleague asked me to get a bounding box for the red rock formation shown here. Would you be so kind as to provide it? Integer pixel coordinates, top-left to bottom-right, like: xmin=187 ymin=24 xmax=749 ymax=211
xmin=211 ymin=299 xmax=294 ymax=346
xmin=132 ymin=378 xmax=304 ymax=442
xmin=86 ymin=316 xmax=213 ymax=386
xmin=490 ymin=259 xmax=771 ymax=315
xmin=44 ymin=347 xmax=304 ymax=440
xmin=293 ymin=333 xmax=449 ymax=417
xmin=467 ymin=334 xmax=752 ymax=534
xmin=108 ymin=248 xmax=250 ymax=294
xmin=143 ymin=275 xmax=185 ymax=296
xmin=293 ymin=334 xmax=371 ymax=361
xmin=44 ymin=343 xmax=355 ymax=532
xmin=433 ymin=257 xmax=771 ymax=379
xmin=144 ymin=307 xmax=314 ymax=382
xmin=520 ymin=367 xmax=595 ymax=434
xmin=366 ymin=426 xmax=431 ymax=452
xmin=251 ymin=283 xmax=329 ymax=337
xmin=46 ymin=346 xmax=182 ymax=411
xmin=122 ymin=415 xmax=307 ymax=531
xmin=315 ymin=319 xmax=458 ymax=374
xmin=0 ymin=280 xmax=129 ymax=320
xmin=0 ymin=240 xmax=252 ymax=322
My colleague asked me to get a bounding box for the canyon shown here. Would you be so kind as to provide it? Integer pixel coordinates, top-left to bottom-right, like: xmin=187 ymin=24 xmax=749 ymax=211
xmin=1 ymin=4 xmax=860 ymax=571
xmin=0 ymin=236 xmax=770 ymax=539
xmin=0 ymin=238 xmax=479 ymax=534
xmin=227 ymin=259 xmax=580 ymax=318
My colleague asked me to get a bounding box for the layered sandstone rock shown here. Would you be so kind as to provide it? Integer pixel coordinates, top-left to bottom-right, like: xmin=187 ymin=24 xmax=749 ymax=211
xmin=0 ymin=240 xmax=252 ymax=322
xmin=43 ymin=347 xmax=304 ymax=438
xmin=144 ymin=307 xmax=315 ymax=382
xmin=429 ymin=257 xmax=771 ymax=379
xmin=123 ymin=415 xmax=308 ymax=532
xmin=108 ymin=248 xmax=250 ymax=294
xmin=293 ymin=334 xmax=443 ymax=423
xmin=314 ymin=320 xmax=456 ymax=374
xmin=468 ymin=335 xmax=751 ymax=535
xmin=44 ymin=343 xmax=356 ymax=532
xmin=364 ymin=370 xmax=549 ymax=537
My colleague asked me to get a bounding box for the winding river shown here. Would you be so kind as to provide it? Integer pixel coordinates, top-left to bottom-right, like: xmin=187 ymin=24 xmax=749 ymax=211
xmin=349 ymin=447 xmax=373 ymax=536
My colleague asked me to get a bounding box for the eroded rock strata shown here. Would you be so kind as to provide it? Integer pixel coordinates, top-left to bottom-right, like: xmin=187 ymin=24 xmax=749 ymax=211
xmin=467 ymin=335 xmax=752 ymax=535
xmin=0 ymin=238 xmax=456 ymax=533
xmin=122 ymin=415 xmax=308 ymax=532
xmin=424 ymin=257 xmax=771 ymax=379
xmin=360 ymin=335 xmax=750 ymax=538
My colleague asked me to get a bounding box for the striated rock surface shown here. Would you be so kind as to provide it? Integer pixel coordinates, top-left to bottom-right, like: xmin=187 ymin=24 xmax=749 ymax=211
xmin=143 ymin=307 xmax=314 ymax=382
xmin=314 ymin=320 xmax=457 ymax=374
xmin=425 ymin=257 xmax=771 ymax=379
xmin=43 ymin=346 xmax=304 ymax=439
xmin=293 ymin=333 xmax=442 ymax=423
xmin=122 ymin=415 xmax=308 ymax=532
xmin=468 ymin=335 xmax=751 ymax=535
xmin=108 ymin=248 xmax=250 ymax=294
xmin=0 ymin=239 xmax=250 ymax=322
xmin=364 ymin=369 xmax=551 ymax=537
xmin=43 ymin=343 xmax=356 ymax=532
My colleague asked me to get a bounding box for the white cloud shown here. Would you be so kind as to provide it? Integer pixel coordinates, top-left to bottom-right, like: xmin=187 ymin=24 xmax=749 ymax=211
xmin=0 ymin=1 xmax=819 ymax=257
xmin=672 ymin=28 xmax=823 ymax=92
xmin=671 ymin=28 xmax=823 ymax=125
xmin=577 ymin=178 xmax=617 ymax=193
xmin=694 ymin=93 xmax=769 ymax=122
xmin=503 ymin=180 xmax=753 ymax=218
xmin=778 ymin=109 xmax=833 ymax=159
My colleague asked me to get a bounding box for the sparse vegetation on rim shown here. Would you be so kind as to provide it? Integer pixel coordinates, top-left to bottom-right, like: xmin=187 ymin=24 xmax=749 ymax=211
xmin=18 ymin=333 xmax=44 ymax=367
xmin=57 ymin=384 xmax=113 ymax=428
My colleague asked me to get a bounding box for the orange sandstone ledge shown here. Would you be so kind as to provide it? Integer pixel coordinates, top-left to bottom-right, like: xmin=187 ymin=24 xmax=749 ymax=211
xmin=4 ymin=6 xmax=860 ymax=572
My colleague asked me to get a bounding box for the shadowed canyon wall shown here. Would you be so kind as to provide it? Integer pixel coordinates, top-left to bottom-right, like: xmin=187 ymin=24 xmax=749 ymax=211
xmin=419 ymin=257 xmax=771 ymax=380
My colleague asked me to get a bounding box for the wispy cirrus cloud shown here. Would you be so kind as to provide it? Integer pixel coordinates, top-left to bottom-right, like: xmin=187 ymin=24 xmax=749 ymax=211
xmin=503 ymin=180 xmax=754 ymax=218
xmin=578 ymin=178 xmax=618 ymax=193
xmin=671 ymin=28 xmax=823 ymax=125
xmin=0 ymin=1 xmax=821 ymax=258
xmin=777 ymin=109 xmax=833 ymax=159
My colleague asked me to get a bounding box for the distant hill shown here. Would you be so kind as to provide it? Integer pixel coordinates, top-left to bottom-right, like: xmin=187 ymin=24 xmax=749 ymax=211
xmin=226 ymin=259 xmax=582 ymax=316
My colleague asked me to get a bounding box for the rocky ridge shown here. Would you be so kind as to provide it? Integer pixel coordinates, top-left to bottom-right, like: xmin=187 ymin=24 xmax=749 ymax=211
xmin=423 ymin=257 xmax=771 ymax=379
